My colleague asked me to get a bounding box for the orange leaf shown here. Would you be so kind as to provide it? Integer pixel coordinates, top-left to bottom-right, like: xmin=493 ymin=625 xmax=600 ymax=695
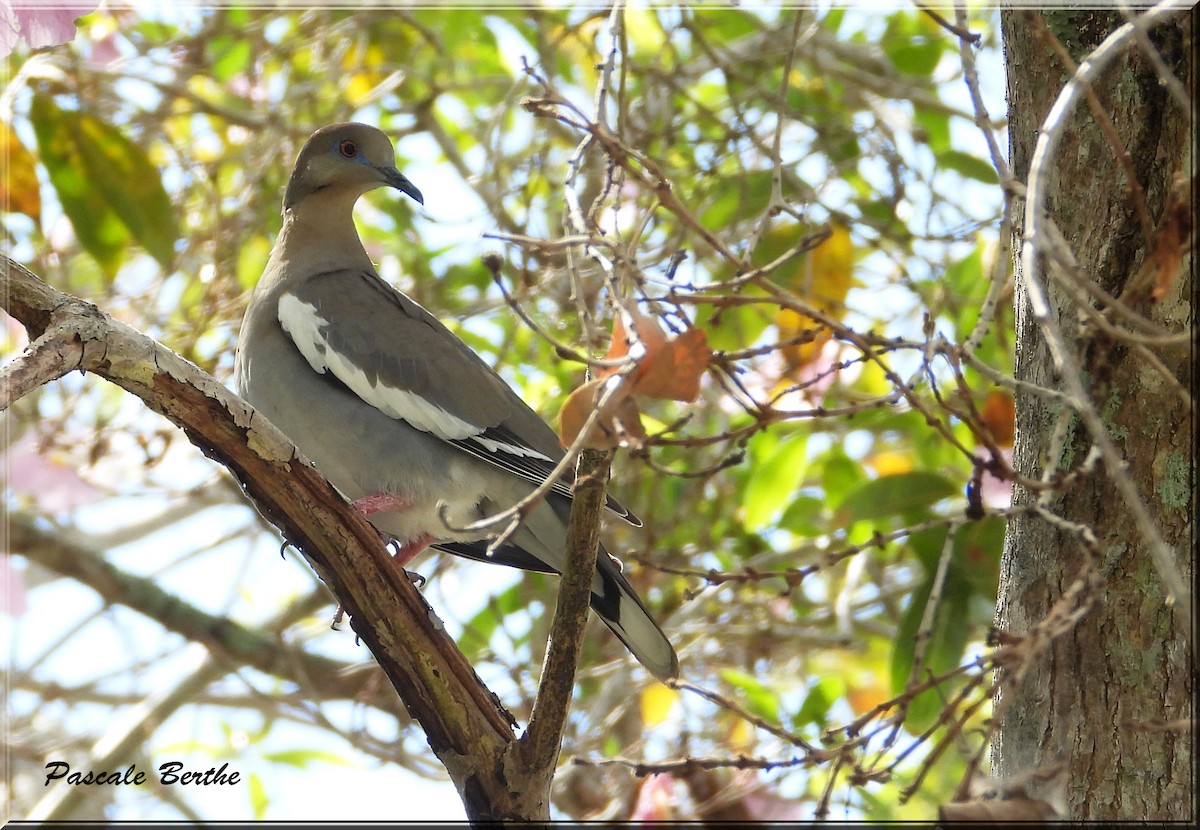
xmin=633 ymin=327 xmax=710 ymax=402
xmin=1147 ymin=187 xmax=1191 ymax=303
xmin=601 ymin=305 xmax=710 ymax=402
xmin=847 ymin=683 xmax=889 ymax=717
xmin=601 ymin=304 xmax=666 ymax=365
xmin=557 ymin=377 xmax=646 ymax=450
xmin=979 ymin=389 xmax=1015 ymax=447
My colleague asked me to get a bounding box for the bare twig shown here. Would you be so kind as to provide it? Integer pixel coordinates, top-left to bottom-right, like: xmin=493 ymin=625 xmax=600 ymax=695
xmin=1018 ymin=0 xmax=1191 ymax=610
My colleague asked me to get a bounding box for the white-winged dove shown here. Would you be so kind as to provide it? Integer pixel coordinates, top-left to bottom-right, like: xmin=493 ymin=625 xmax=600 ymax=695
xmin=235 ymin=123 xmax=678 ymax=681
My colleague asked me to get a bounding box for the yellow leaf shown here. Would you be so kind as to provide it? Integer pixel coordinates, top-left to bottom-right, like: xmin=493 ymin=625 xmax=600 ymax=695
xmin=640 ymin=684 xmax=679 ymax=727
xmin=762 ymin=220 xmax=855 ymax=304
xmin=342 ymin=44 xmax=387 ymax=106
xmin=798 ymin=220 xmax=855 ymax=306
xmin=726 ymin=716 xmax=755 ymax=751
xmin=776 ymin=307 xmax=833 ymax=373
xmin=341 ymin=42 xmax=385 ymax=71
xmin=774 ymin=221 xmax=855 ymax=376
xmin=869 ymin=450 xmax=913 ymax=477
xmin=346 ymin=74 xmax=375 ymax=107
xmin=625 ymin=7 xmax=666 ymax=54
xmin=1 ymin=123 xmax=42 ymax=221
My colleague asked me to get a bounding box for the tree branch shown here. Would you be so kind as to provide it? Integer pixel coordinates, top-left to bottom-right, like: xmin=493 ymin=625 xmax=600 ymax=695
xmin=0 ymin=322 xmax=83 ymax=409
xmin=7 ymin=510 xmax=409 ymax=722
xmin=507 ymin=447 xmax=614 ymax=819
xmin=2 ymin=255 xmax=538 ymax=820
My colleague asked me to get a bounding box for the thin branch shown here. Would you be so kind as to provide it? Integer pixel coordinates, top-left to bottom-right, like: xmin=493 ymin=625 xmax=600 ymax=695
xmin=8 ymin=511 xmax=405 ymax=718
xmin=0 ymin=325 xmax=83 ymax=411
xmin=511 ymin=448 xmax=615 ymax=799
xmin=1117 ymin=0 xmax=1194 ymax=112
xmin=918 ymin=2 xmax=981 ymax=44
xmin=1018 ymin=0 xmax=1191 ymax=611
xmin=1025 ymin=11 xmax=1154 ymax=244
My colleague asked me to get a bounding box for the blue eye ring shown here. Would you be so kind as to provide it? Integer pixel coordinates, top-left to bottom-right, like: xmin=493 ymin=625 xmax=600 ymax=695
xmin=338 ymin=139 xmax=358 ymax=159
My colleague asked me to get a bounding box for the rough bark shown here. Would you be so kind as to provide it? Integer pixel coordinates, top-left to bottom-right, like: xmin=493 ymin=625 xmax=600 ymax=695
xmin=996 ymin=9 xmax=1194 ymax=820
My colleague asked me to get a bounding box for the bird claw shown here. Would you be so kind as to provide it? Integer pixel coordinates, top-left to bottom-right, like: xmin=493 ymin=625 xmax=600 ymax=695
xmin=389 ymin=534 xmax=434 ymax=568
xmin=329 ymin=568 xmax=423 ymax=633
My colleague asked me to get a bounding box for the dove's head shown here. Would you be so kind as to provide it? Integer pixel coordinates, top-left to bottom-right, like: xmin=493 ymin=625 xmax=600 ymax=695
xmin=284 ymin=122 xmax=424 ymax=211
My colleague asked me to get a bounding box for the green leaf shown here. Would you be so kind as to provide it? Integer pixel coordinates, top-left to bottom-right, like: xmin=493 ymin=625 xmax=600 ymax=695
xmin=910 ymin=516 xmax=1006 ymax=595
xmin=705 ymin=9 xmax=762 ymax=42
xmin=822 ymin=447 xmax=863 ymax=509
xmin=881 ymin=11 xmax=945 ymax=77
xmin=885 ymin=40 xmax=944 ymax=77
xmin=908 ymin=524 xmax=951 ymax=573
xmin=937 ymin=149 xmax=999 ymax=184
xmin=794 ymin=675 xmax=845 ymax=728
xmin=693 ymin=284 xmax=774 ymax=352
xmin=821 ymin=8 xmax=846 ymax=35
xmin=30 ymin=95 xmax=179 ymax=271
xmin=30 ymin=95 xmax=130 ymax=275
xmin=209 ymin=34 xmax=253 ymax=82
xmin=458 ymin=581 xmax=527 ymax=660
xmin=248 ymin=773 xmax=269 ymax=820
xmin=700 ymin=170 xmax=773 ymax=230
xmin=889 ymin=571 xmax=972 ymax=732
xmin=742 ymin=431 xmax=809 ymax=531
xmin=237 ymin=235 xmax=272 ymax=290
xmin=954 ymin=516 xmax=1005 ymax=595
xmin=837 ymin=471 xmax=957 ymax=526
xmin=914 ymin=108 xmax=951 ymax=153
xmin=719 ymin=668 xmax=780 ymax=722
xmin=860 ymin=198 xmax=897 ymax=226
xmin=943 ymin=241 xmax=985 ymax=302
xmin=73 ymin=113 xmax=179 ymax=268
xmin=779 ymin=494 xmax=826 ymax=537
xmin=263 ymin=749 xmax=351 ymax=768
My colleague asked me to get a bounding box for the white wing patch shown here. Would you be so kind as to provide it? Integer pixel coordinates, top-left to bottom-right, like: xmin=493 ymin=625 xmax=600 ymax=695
xmin=278 ymin=292 xmax=480 ymax=441
xmin=471 ymin=435 xmax=553 ymax=461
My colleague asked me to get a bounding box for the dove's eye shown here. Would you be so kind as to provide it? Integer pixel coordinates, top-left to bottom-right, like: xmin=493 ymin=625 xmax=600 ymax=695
xmin=338 ymin=140 xmax=358 ymax=158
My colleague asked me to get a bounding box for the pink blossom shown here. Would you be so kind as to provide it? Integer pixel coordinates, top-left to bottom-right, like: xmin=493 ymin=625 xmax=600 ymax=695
xmin=974 ymin=446 xmax=1014 ymax=509
xmin=630 ymin=773 xmax=678 ymax=820
xmin=1 ymin=554 xmax=28 ymax=617
xmin=2 ymin=433 xmax=101 ymax=514
xmin=1 ymin=1 xmax=97 ymax=58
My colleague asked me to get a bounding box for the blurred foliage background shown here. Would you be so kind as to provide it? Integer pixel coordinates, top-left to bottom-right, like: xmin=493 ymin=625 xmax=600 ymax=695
xmin=3 ymin=3 xmax=1018 ymax=821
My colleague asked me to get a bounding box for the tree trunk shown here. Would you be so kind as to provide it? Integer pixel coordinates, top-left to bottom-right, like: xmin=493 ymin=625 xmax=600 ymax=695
xmin=996 ymin=9 xmax=1194 ymax=820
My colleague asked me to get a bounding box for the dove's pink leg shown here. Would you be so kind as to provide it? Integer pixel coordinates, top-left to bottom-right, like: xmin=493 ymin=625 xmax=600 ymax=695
xmin=351 ymin=493 xmax=434 ymax=566
xmin=331 ymin=495 xmax=435 ymax=629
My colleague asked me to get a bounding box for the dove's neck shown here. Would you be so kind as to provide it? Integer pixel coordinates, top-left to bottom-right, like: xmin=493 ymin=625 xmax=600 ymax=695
xmin=271 ymin=190 xmax=376 ymax=277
